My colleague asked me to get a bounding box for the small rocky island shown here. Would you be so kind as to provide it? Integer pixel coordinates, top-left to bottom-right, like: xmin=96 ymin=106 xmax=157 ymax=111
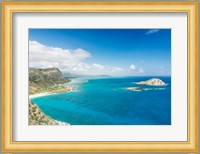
xmin=136 ymin=78 xmax=167 ymax=86
xmin=125 ymin=87 xmax=145 ymax=91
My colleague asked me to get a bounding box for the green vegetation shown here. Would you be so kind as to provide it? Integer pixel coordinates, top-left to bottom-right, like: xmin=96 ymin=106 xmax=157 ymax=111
xmin=29 ymin=102 xmax=58 ymax=125
xmin=30 ymin=84 xmax=75 ymax=95
xmin=29 ymin=67 xmax=71 ymax=94
xmin=29 ymin=67 xmax=73 ymax=125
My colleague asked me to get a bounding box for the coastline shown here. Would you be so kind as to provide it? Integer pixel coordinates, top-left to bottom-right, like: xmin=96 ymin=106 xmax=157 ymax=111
xmin=55 ymin=120 xmax=70 ymax=126
xmin=29 ymin=102 xmax=70 ymax=125
xmin=29 ymin=85 xmax=76 ymax=99
xmin=29 ymin=76 xmax=171 ymax=125
xmin=29 ymin=93 xmax=52 ymax=99
xmin=29 ymin=84 xmax=75 ymax=125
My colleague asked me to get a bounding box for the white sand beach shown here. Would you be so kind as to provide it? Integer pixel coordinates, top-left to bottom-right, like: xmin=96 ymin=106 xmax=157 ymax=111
xmin=29 ymin=85 xmax=76 ymax=99
xmin=29 ymin=93 xmax=52 ymax=99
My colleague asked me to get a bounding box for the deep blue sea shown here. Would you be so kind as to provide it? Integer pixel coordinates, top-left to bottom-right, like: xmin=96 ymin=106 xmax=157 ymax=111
xmin=31 ymin=76 xmax=171 ymax=125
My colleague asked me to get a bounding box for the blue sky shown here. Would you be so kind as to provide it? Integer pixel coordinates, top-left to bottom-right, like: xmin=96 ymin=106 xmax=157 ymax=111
xmin=29 ymin=29 xmax=171 ymax=76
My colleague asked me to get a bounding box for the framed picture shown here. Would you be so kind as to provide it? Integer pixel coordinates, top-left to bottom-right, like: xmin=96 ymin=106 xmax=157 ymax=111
xmin=2 ymin=2 xmax=198 ymax=152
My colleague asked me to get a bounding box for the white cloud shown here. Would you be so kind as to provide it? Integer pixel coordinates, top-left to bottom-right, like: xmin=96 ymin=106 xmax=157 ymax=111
xmin=129 ymin=64 xmax=136 ymax=70
xmin=29 ymin=40 xmax=91 ymax=68
xmin=146 ymin=29 xmax=160 ymax=35
xmin=92 ymin=63 xmax=105 ymax=70
xmin=139 ymin=69 xmax=144 ymax=73
xmin=29 ymin=41 xmax=124 ymax=76
xmin=111 ymin=67 xmax=124 ymax=72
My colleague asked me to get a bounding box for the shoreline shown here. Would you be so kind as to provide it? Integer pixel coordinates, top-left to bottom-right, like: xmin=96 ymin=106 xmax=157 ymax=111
xmin=29 ymin=85 xmax=75 ymax=125
xmin=29 ymin=102 xmax=70 ymax=125
xmin=29 ymin=85 xmax=76 ymax=99
xmin=55 ymin=120 xmax=70 ymax=126
xmin=29 ymin=93 xmax=52 ymax=99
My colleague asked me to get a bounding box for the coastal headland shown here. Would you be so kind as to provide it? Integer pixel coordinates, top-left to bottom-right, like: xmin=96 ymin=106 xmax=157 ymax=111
xmin=29 ymin=67 xmax=74 ymax=125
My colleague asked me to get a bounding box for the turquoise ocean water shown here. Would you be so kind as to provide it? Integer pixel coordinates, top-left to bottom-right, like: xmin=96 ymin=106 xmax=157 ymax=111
xmin=31 ymin=77 xmax=171 ymax=125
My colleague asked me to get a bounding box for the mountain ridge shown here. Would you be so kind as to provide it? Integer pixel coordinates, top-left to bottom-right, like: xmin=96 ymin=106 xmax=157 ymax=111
xmin=29 ymin=67 xmax=70 ymax=94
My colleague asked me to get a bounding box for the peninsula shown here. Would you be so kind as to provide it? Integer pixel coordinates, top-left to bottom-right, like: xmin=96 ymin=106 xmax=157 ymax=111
xmin=29 ymin=67 xmax=73 ymax=95
xmin=29 ymin=67 xmax=73 ymax=125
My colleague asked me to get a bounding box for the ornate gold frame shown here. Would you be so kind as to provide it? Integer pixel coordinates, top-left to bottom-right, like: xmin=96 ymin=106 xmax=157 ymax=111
xmin=2 ymin=2 xmax=198 ymax=152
